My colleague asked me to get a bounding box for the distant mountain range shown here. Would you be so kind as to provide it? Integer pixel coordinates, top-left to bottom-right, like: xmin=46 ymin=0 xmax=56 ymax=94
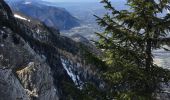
xmin=6 ymin=0 xmax=80 ymax=30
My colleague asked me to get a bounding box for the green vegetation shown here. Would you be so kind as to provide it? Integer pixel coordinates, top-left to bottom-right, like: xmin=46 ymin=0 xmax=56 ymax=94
xmin=93 ymin=0 xmax=170 ymax=99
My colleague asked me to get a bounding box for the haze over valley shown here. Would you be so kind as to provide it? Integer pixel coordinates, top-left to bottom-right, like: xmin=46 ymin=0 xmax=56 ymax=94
xmin=40 ymin=0 xmax=170 ymax=69
xmin=6 ymin=0 xmax=170 ymax=69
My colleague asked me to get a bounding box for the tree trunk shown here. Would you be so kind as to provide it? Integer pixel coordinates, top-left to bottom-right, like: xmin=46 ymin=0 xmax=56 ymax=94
xmin=146 ymin=39 xmax=152 ymax=72
xmin=145 ymin=39 xmax=153 ymax=93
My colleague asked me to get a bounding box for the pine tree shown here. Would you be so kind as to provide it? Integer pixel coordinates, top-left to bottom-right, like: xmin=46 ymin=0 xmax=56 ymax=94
xmin=94 ymin=0 xmax=170 ymax=99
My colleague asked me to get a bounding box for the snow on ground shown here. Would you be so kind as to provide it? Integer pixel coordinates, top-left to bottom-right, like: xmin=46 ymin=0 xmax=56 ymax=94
xmin=14 ymin=14 xmax=30 ymax=22
xmin=60 ymin=58 xmax=83 ymax=87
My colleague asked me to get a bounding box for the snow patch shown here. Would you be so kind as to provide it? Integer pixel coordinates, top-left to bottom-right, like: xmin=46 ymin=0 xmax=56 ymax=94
xmin=14 ymin=14 xmax=30 ymax=22
xmin=24 ymin=1 xmax=32 ymax=5
xmin=36 ymin=29 xmax=40 ymax=33
xmin=167 ymin=10 xmax=170 ymax=14
xmin=14 ymin=14 xmax=27 ymax=20
xmin=60 ymin=58 xmax=83 ymax=88
xmin=0 ymin=44 xmax=4 ymax=47
xmin=0 ymin=30 xmax=5 ymax=34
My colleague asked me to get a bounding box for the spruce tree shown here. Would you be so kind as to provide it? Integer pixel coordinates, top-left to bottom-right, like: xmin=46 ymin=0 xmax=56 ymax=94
xmin=94 ymin=0 xmax=170 ymax=99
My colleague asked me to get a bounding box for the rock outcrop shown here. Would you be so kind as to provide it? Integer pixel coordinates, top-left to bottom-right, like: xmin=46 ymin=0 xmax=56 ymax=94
xmin=0 ymin=69 xmax=29 ymax=100
xmin=0 ymin=0 xmax=100 ymax=99
xmin=16 ymin=62 xmax=59 ymax=100
xmin=0 ymin=7 xmax=59 ymax=99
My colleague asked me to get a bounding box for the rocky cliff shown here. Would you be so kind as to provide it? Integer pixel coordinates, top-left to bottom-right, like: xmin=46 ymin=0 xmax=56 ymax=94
xmin=0 ymin=0 xmax=100 ymax=100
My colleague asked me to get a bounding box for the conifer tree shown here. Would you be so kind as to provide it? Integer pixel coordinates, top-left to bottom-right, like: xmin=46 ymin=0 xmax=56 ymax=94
xmin=94 ymin=0 xmax=170 ymax=99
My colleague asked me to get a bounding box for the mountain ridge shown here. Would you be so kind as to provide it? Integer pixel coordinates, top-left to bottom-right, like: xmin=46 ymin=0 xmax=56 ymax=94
xmin=6 ymin=0 xmax=80 ymax=30
xmin=0 ymin=0 xmax=101 ymax=99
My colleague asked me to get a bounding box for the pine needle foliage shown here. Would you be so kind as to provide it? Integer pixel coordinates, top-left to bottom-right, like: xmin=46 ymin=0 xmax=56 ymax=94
xmin=94 ymin=0 xmax=170 ymax=99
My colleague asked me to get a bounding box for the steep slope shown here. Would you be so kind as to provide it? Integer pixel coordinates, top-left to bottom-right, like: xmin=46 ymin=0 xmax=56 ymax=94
xmin=0 ymin=0 xmax=101 ymax=99
xmin=0 ymin=1 xmax=59 ymax=99
xmin=7 ymin=0 xmax=80 ymax=30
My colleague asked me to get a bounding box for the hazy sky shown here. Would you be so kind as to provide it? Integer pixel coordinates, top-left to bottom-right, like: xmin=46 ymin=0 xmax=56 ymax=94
xmin=43 ymin=0 xmax=123 ymax=2
xmin=42 ymin=0 xmax=118 ymax=2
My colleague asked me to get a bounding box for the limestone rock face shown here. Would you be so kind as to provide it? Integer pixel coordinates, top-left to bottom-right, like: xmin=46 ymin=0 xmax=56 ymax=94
xmin=0 ymin=1 xmax=60 ymax=99
xmin=16 ymin=62 xmax=59 ymax=100
xmin=0 ymin=27 xmax=37 ymax=69
xmin=0 ymin=26 xmax=59 ymax=100
xmin=0 ymin=69 xmax=29 ymax=100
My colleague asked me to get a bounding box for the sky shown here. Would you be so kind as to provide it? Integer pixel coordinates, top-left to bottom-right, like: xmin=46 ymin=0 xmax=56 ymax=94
xmin=42 ymin=0 xmax=98 ymax=2
xmin=6 ymin=0 xmax=123 ymax=3
xmin=43 ymin=0 xmax=123 ymax=2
